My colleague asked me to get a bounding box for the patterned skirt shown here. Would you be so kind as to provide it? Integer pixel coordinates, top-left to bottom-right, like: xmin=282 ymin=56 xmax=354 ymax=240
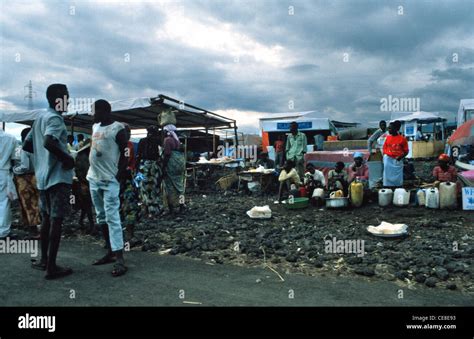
xmin=138 ymin=160 xmax=162 ymax=216
xmin=13 ymin=174 xmax=41 ymax=227
xmin=163 ymin=151 xmax=185 ymax=209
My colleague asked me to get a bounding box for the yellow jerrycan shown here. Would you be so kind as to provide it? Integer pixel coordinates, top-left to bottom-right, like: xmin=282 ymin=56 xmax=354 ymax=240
xmin=350 ymin=180 xmax=364 ymax=207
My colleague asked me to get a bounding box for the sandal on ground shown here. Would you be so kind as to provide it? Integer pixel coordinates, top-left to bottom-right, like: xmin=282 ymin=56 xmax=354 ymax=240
xmin=111 ymin=263 xmax=128 ymax=277
xmin=92 ymin=254 xmax=116 ymax=266
xmin=45 ymin=266 xmax=73 ymax=280
xmin=31 ymin=259 xmax=47 ymax=271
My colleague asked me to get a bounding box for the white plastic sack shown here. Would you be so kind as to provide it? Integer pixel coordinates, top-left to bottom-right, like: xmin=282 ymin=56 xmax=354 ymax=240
xmin=246 ymin=205 xmax=272 ymax=219
xmin=367 ymin=221 xmax=408 ymax=235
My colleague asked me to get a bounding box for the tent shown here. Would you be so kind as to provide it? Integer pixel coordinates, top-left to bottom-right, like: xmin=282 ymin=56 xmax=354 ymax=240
xmin=1 ymin=94 xmax=238 ymax=142
xmin=391 ymin=111 xmax=446 ymax=124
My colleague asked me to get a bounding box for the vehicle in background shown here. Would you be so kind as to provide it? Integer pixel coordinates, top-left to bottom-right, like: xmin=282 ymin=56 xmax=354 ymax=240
xmin=457 ymin=99 xmax=474 ymax=128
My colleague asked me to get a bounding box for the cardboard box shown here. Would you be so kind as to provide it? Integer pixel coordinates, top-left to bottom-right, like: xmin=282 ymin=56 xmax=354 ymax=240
xmin=462 ymin=187 xmax=474 ymax=210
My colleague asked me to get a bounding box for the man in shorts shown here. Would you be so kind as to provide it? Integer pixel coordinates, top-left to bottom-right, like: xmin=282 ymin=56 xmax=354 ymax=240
xmin=23 ymin=83 xmax=75 ymax=280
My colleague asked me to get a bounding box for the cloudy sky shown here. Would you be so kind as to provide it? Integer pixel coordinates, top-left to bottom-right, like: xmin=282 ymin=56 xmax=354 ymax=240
xmin=1 ymin=0 xmax=473 ymax=136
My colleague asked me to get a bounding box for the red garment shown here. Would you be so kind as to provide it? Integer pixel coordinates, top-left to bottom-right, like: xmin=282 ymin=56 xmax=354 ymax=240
xmin=383 ymin=134 xmax=409 ymax=158
xmin=274 ymin=140 xmax=284 ymax=153
xmin=432 ymin=165 xmax=457 ymax=182
xmin=347 ymin=162 xmax=369 ymax=182
xmin=126 ymin=141 xmax=136 ymax=171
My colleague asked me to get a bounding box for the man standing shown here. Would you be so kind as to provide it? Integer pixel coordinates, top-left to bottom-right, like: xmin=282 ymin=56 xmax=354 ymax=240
xmin=285 ymin=122 xmax=307 ymax=179
xmin=88 ymin=99 xmax=128 ymax=277
xmin=23 ymin=83 xmax=75 ymax=279
xmin=273 ymin=135 xmax=285 ymax=167
xmin=0 ymin=126 xmax=18 ymax=239
xmin=367 ymin=120 xmax=387 ymax=155
xmin=382 ymin=121 xmax=409 ymax=188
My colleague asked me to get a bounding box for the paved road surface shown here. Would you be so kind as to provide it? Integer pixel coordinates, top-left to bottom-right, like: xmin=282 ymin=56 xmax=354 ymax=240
xmin=1 ymin=239 xmax=473 ymax=306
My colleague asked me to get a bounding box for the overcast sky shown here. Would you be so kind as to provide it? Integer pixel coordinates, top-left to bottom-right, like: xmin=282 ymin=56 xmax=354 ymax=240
xmin=1 ymin=0 xmax=473 ymax=137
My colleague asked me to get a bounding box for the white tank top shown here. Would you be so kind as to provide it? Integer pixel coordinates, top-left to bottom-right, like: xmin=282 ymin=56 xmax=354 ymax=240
xmin=87 ymin=121 xmax=124 ymax=181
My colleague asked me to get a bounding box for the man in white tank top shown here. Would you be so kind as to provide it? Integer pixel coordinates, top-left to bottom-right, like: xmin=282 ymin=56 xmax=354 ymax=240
xmin=87 ymin=99 xmax=129 ymax=277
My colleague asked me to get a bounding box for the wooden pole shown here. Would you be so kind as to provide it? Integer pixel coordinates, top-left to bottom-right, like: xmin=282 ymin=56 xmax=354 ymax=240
xmin=183 ymin=136 xmax=188 ymax=192
xmin=213 ymin=127 xmax=216 ymax=156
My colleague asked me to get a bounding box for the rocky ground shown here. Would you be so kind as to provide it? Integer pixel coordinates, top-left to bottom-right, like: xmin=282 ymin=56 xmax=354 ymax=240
xmin=9 ymin=159 xmax=473 ymax=295
xmin=131 ymin=193 xmax=473 ymax=293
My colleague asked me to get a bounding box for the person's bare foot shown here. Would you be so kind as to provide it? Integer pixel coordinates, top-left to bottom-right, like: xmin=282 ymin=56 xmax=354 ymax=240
xmin=31 ymin=259 xmax=47 ymax=271
xmin=92 ymin=253 xmax=116 ymax=265
xmin=45 ymin=265 xmax=73 ymax=280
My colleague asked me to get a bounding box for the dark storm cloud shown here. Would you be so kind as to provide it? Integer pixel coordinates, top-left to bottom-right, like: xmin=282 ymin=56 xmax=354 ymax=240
xmin=1 ymin=0 xmax=473 ymax=133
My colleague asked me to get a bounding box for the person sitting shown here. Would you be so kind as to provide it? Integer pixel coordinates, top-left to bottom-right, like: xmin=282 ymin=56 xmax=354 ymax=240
xmin=415 ymin=127 xmax=428 ymax=142
xmin=432 ymin=153 xmax=457 ymax=183
xmin=347 ymin=152 xmax=369 ymax=184
xmin=327 ymin=161 xmax=348 ymax=195
xmin=67 ymin=134 xmax=75 ymax=153
xmin=75 ymin=134 xmax=85 ymax=150
xmin=303 ymin=163 xmax=325 ymax=197
xmin=256 ymin=152 xmax=275 ymax=169
xmin=277 ymin=160 xmax=301 ymax=203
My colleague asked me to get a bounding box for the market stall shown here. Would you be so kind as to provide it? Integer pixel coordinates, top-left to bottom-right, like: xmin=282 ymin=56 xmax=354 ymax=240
xmin=393 ymin=111 xmax=447 ymax=159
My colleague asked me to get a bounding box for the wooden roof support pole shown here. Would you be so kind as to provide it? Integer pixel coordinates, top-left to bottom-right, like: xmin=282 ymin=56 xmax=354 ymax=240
xmin=233 ymin=122 xmax=239 ymax=148
xmin=205 ymin=126 xmax=209 ymax=159
xmin=213 ymin=127 xmax=216 ymax=156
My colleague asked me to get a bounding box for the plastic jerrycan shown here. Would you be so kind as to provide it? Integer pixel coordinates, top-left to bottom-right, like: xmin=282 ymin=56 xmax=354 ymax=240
xmin=439 ymin=182 xmax=457 ymax=209
xmin=416 ymin=189 xmax=426 ymax=206
xmin=378 ymin=188 xmax=393 ymax=207
xmin=393 ymin=188 xmax=410 ymax=206
xmin=425 ymin=187 xmax=440 ymax=209
xmin=350 ymin=180 xmax=364 ymax=207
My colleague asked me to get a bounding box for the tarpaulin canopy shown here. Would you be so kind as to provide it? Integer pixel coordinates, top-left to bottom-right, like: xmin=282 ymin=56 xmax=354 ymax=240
xmin=449 ymin=119 xmax=474 ymax=147
xmin=392 ymin=111 xmax=446 ymax=124
xmin=1 ymin=94 xmax=237 ymax=135
xmin=0 ymin=108 xmax=46 ymax=123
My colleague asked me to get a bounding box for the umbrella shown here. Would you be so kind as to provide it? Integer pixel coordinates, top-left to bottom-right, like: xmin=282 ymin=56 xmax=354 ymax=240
xmin=449 ymin=119 xmax=474 ymax=147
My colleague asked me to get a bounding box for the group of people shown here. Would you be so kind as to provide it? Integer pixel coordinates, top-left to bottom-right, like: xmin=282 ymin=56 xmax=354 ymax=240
xmin=275 ymin=152 xmax=369 ymax=203
xmin=272 ymin=121 xmax=308 ymax=178
xmin=0 ymin=83 xmax=186 ymax=280
xmin=271 ymin=119 xmax=459 ymax=204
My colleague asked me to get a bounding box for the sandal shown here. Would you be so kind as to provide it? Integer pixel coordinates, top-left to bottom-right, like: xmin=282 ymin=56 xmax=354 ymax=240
xmin=31 ymin=259 xmax=47 ymax=271
xmin=111 ymin=263 xmax=128 ymax=277
xmin=92 ymin=254 xmax=116 ymax=266
xmin=45 ymin=266 xmax=73 ymax=280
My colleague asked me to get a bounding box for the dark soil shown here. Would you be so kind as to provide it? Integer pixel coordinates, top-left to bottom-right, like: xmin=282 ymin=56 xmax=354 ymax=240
xmin=9 ymin=159 xmax=473 ymax=294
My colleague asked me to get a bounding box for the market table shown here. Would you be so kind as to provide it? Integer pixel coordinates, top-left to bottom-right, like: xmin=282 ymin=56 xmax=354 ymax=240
xmin=187 ymin=160 xmax=243 ymax=189
xmin=237 ymin=170 xmax=277 ymax=193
